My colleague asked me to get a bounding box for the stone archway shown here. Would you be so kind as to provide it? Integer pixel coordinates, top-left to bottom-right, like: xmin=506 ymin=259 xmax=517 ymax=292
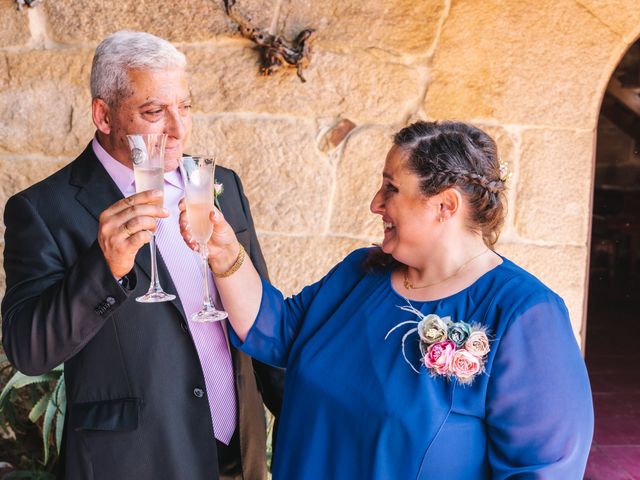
xmin=583 ymin=35 xmax=640 ymax=478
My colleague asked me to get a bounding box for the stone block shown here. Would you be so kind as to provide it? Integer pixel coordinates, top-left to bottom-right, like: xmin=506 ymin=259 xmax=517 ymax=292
xmin=257 ymin=234 xmax=367 ymax=297
xmin=576 ymin=0 xmax=640 ymax=38
xmin=425 ymin=0 xmax=619 ymax=128
xmin=496 ymin=241 xmax=588 ymax=345
xmin=514 ymin=129 xmax=593 ymax=244
xmin=44 ymin=0 xmax=274 ymax=44
xmin=0 ymin=157 xmax=71 ymax=238
xmin=276 ymin=0 xmax=445 ymax=55
xmin=186 ymin=46 xmax=421 ymax=124
xmin=190 ymin=117 xmax=332 ymax=235
xmin=0 ymin=0 xmax=31 ymax=48
xmin=0 ymin=50 xmax=94 ymax=156
xmin=330 ymin=125 xmax=395 ymax=238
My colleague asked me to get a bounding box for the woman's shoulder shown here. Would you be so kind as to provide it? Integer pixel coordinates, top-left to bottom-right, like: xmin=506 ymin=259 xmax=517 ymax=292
xmin=489 ymin=254 xmax=566 ymax=313
xmin=326 ymin=247 xmax=377 ymax=279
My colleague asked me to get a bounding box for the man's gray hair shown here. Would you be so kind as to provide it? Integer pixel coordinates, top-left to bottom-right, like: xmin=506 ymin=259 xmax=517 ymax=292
xmin=90 ymin=30 xmax=187 ymax=106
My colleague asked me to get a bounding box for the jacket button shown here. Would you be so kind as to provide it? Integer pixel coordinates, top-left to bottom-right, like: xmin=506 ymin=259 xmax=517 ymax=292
xmin=180 ymin=321 xmax=189 ymax=333
xmin=193 ymin=388 xmax=204 ymax=398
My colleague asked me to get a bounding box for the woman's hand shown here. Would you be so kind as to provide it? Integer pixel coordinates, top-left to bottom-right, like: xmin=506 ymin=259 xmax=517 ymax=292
xmin=178 ymin=198 xmax=240 ymax=273
xmin=178 ymin=197 xmax=263 ymax=341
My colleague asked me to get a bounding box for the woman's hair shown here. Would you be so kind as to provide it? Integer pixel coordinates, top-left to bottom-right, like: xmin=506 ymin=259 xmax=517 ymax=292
xmin=90 ymin=30 xmax=187 ymax=106
xmin=366 ymin=120 xmax=507 ymax=271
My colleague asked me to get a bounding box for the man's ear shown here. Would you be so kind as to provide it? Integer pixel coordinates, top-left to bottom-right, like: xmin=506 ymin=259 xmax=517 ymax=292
xmin=438 ymin=187 xmax=462 ymax=221
xmin=92 ymin=98 xmax=111 ymax=134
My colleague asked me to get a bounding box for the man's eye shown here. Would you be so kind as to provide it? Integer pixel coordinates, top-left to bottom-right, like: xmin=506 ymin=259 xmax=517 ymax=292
xmin=385 ymin=183 xmax=398 ymax=193
xmin=145 ymin=109 xmax=163 ymax=115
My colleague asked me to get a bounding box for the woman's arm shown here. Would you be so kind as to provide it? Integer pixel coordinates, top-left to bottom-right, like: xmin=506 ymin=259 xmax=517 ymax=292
xmin=486 ymin=294 xmax=594 ymax=478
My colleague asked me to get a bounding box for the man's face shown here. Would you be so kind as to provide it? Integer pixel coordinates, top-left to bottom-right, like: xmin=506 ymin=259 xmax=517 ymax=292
xmin=95 ymin=67 xmax=192 ymax=172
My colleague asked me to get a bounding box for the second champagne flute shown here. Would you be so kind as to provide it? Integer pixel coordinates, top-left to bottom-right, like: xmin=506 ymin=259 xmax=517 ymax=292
xmin=181 ymin=156 xmax=229 ymax=322
xmin=126 ymin=133 xmax=176 ymax=303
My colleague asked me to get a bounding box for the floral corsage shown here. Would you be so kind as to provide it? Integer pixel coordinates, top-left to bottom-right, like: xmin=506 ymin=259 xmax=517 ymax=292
xmin=385 ymin=303 xmax=491 ymax=385
xmin=213 ymin=181 xmax=224 ymax=210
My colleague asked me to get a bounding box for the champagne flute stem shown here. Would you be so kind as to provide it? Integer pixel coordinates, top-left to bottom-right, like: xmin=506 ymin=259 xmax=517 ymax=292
xmin=200 ymin=243 xmax=213 ymax=309
xmin=149 ymin=233 xmax=162 ymax=292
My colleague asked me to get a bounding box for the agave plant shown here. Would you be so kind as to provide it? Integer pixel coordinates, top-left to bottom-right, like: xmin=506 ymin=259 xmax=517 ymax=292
xmin=0 ymin=356 xmax=65 ymax=465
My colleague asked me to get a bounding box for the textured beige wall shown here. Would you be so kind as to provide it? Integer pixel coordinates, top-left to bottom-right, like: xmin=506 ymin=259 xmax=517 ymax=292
xmin=2 ymin=0 xmax=640 ymax=348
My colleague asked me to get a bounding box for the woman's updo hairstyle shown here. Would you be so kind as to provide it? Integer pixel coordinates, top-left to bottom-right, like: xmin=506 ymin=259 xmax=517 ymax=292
xmin=395 ymin=121 xmax=506 ymax=246
xmin=365 ymin=121 xmax=507 ymax=272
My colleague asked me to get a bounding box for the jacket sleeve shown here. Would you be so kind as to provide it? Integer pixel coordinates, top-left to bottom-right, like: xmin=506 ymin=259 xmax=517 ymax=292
xmin=228 ymin=170 xmax=285 ymax=417
xmin=486 ymin=293 xmax=594 ymax=478
xmin=1 ymin=193 xmax=131 ymax=375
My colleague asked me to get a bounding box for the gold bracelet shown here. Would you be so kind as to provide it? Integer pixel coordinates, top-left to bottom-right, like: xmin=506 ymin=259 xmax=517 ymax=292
xmin=213 ymin=244 xmax=246 ymax=278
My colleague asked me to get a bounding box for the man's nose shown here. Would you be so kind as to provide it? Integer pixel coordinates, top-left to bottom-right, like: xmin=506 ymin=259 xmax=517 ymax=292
xmin=165 ymin=106 xmax=186 ymax=139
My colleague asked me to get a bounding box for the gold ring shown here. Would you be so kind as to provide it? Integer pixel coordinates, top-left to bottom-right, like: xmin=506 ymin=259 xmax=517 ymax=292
xmin=123 ymin=223 xmax=133 ymax=237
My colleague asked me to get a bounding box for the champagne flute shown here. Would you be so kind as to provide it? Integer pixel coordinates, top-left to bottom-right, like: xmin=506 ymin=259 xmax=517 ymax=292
xmin=126 ymin=133 xmax=176 ymax=303
xmin=181 ymin=156 xmax=229 ymax=322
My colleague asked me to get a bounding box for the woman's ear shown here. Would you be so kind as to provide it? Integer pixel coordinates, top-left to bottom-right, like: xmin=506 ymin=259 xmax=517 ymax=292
xmin=438 ymin=188 xmax=463 ymax=222
xmin=92 ymin=98 xmax=111 ymax=134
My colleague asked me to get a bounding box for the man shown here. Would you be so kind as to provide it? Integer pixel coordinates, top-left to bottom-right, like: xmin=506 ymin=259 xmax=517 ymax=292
xmin=1 ymin=31 xmax=282 ymax=480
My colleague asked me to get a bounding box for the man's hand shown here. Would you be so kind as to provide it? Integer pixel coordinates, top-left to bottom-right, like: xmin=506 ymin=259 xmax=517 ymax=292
xmin=98 ymin=190 xmax=169 ymax=279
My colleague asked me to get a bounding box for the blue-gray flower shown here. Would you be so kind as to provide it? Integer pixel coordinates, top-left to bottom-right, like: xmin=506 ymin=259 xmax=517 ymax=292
xmin=448 ymin=322 xmax=471 ymax=348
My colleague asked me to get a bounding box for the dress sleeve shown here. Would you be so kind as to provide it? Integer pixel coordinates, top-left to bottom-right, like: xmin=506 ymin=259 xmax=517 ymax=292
xmin=229 ymin=274 xmax=327 ymax=368
xmin=486 ymin=293 xmax=594 ymax=479
xmin=229 ymin=249 xmax=368 ymax=368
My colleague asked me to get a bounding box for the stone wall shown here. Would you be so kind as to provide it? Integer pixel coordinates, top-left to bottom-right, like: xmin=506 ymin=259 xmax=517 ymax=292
xmin=2 ymin=0 xmax=640 ymax=348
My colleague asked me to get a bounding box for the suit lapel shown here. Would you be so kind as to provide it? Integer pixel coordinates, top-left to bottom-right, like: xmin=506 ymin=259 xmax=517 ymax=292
xmin=70 ymin=143 xmax=186 ymax=321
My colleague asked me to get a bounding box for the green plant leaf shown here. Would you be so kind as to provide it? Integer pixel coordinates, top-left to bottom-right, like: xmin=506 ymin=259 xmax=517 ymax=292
xmin=42 ymin=387 xmax=58 ymax=464
xmin=0 ymin=371 xmax=58 ymax=404
xmin=28 ymin=391 xmax=52 ymax=423
xmin=53 ymin=374 xmax=66 ymax=454
xmin=0 ymin=371 xmax=52 ymax=408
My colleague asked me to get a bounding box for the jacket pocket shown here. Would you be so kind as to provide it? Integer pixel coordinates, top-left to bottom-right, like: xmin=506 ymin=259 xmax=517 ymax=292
xmin=70 ymin=398 xmax=140 ymax=432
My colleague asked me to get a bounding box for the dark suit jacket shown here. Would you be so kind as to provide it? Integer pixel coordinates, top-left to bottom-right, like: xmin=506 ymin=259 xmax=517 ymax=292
xmin=1 ymin=143 xmax=284 ymax=480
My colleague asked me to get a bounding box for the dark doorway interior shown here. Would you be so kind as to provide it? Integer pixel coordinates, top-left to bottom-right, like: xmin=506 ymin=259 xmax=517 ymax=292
xmin=584 ymin=39 xmax=640 ymax=480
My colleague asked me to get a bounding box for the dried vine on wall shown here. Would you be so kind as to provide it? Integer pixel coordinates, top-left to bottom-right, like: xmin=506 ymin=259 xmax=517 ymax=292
xmin=15 ymin=0 xmax=39 ymax=10
xmin=223 ymin=0 xmax=315 ymax=82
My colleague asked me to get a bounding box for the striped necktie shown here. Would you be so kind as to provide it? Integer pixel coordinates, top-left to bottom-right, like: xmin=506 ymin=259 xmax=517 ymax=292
xmin=153 ymin=170 xmax=237 ymax=444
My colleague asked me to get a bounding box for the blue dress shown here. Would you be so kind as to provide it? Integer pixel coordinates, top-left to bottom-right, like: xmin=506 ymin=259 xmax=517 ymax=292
xmin=231 ymin=248 xmax=593 ymax=479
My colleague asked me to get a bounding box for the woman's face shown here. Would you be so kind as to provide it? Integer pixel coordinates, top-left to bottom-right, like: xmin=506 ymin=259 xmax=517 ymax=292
xmin=370 ymin=145 xmax=439 ymax=263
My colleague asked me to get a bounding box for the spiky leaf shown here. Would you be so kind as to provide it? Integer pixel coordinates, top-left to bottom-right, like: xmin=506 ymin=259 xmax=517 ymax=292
xmin=28 ymin=391 xmax=52 ymax=423
xmin=0 ymin=371 xmax=57 ymax=407
xmin=42 ymin=387 xmax=58 ymax=464
xmin=53 ymin=374 xmax=66 ymax=454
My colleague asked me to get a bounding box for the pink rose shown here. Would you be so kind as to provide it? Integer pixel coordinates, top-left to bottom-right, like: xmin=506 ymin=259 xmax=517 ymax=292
xmin=464 ymin=330 xmax=490 ymax=357
xmin=450 ymin=349 xmax=482 ymax=384
xmin=423 ymin=341 xmax=456 ymax=375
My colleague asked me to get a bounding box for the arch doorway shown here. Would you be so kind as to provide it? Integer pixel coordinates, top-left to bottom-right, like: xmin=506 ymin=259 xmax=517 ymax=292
xmin=584 ymin=39 xmax=640 ymax=479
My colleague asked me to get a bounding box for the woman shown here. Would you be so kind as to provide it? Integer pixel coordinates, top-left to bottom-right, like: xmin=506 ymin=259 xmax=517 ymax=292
xmin=180 ymin=121 xmax=594 ymax=479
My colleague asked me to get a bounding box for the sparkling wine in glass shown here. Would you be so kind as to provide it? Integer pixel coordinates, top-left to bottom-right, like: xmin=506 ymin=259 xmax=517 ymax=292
xmin=181 ymin=156 xmax=229 ymax=322
xmin=126 ymin=133 xmax=176 ymax=303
